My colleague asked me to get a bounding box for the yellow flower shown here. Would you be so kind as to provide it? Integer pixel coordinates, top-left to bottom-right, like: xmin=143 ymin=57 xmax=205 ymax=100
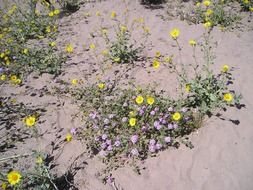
xmin=24 ymin=116 xmax=36 ymax=127
xmin=223 ymin=93 xmax=233 ymax=102
xmin=102 ymin=49 xmax=109 ymax=56
xmin=136 ymin=95 xmax=144 ymax=105
xmin=5 ymin=59 xmax=10 ymax=66
xmin=66 ymin=44 xmax=73 ymax=53
xmin=71 ymin=79 xmax=78 ymax=85
xmin=129 ymin=118 xmax=136 ymax=127
xmin=164 ymin=56 xmax=172 ymax=63
xmin=222 ymin=65 xmax=229 ymax=72
xmin=7 ymin=171 xmax=21 ymax=185
xmin=152 ymin=59 xmax=160 ymax=69
xmin=84 ymin=12 xmax=91 ymax=17
xmin=203 ymin=0 xmax=211 ymax=6
xmin=46 ymin=26 xmax=51 ymax=33
xmin=98 ymin=83 xmax=105 ymax=89
xmin=143 ymin=26 xmax=150 ymax=34
xmin=66 ymin=133 xmax=72 ymax=142
xmin=114 ymin=57 xmax=121 ymax=62
xmin=111 ymin=11 xmax=116 ymax=18
xmin=147 ymin=96 xmax=155 ymax=105
xmin=120 ymin=25 xmax=127 ymax=33
xmin=89 ymin=43 xmax=96 ymax=50
xmin=172 ymin=112 xmax=181 ymax=121
xmin=35 ymin=9 xmax=40 ymax=16
xmin=0 ymin=52 xmax=5 ymax=58
xmin=170 ymin=28 xmax=180 ymax=39
xmin=243 ymin=0 xmax=249 ymax=4
xmin=1 ymin=74 xmax=6 ymax=81
xmin=96 ymin=11 xmax=101 ymax=16
xmin=49 ymin=41 xmax=56 ymax=47
xmin=102 ymin=29 xmax=108 ymax=35
xmin=14 ymin=78 xmax=22 ymax=85
xmin=249 ymin=7 xmax=253 ymax=12
xmin=48 ymin=11 xmax=54 ymax=17
xmin=1 ymin=182 xmax=7 ymax=189
xmin=129 ymin=111 xmax=136 ymax=117
xmin=155 ymin=51 xmax=161 ymax=58
xmin=185 ymin=84 xmax=191 ymax=93
xmin=189 ymin=39 xmax=196 ymax=46
xmin=23 ymin=48 xmax=28 ymax=55
xmin=205 ymin=9 xmax=213 ymax=16
xmin=10 ymin=75 xmax=17 ymax=82
xmin=53 ymin=9 xmax=60 ymax=15
xmin=196 ymin=2 xmax=201 ymax=7
xmin=203 ymin=21 xmax=212 ymax=28
xmin=36 ymin=156 xmax=43 ymax=164
xmin=53 ymin=25 xmax=58 ymax=32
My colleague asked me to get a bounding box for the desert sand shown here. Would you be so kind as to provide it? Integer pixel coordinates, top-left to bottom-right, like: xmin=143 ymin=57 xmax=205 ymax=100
xmin=1 ymin=0 xmax=253 ymax=189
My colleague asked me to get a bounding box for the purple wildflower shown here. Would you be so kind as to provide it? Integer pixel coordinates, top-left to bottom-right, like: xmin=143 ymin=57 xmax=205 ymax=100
xmin=165 ymin=136 xmax=171 ymax=143
xmin=156 ymin=143 xmax=162 ymax=150
xmin=106 ymin=139 xmax=112 ymax=145
xmin=104 ymin=118 xmax=110 ymax=124
xmin=102 ymin=134 xmax=108 ymax=140
xmin=167 ymin=123 xmax=173 ymax=129
xmin=95 ymin=136 xmax=100 ymax=141
xmin=154 ymin=121 xmax=162 ymax=130
xmin=131 ymin=135 xmax=139 ymax=144
xmin=99 ymin=150 xmax=108 ymax=157
xmin=114 ymin=140 xmax=121 ymax=147
xmin=173 ymin=123 xmax=178 ymax=129
xmin=101 ymin=142 xmax=107 ymax=149
xmin=122 ymin=117 xmax=128 ymax=123
xmin=0 ymin=68 xmax=3 ymax=73
xmin=108 ymin=114 xmax=114 ymax=119
xmin=106 ymin=175 xmax=114 ymax=185
xmin=70 ymin=128 xmax=76 ymax=135
xmin=93 ymin=125 xmax=99 ymax=130
xmin=181 ymin=107 xmax=188 ymax=113
xmin=107 ymin=145 xmax=113 ymax=151
xmin=131 ymin=148 xmax=139 ymax=156
xmin=168 ymin=107 xmax=174 ymax=112
xmin=150 ymin=110 xmax=156 ymax=115
xmin=154 ymin=107 xmax=159 ymax=112
xmin=149 ymin=139 xmax=156 ymax=145
xmin=149 ymin=144 xmax=156 ymax=152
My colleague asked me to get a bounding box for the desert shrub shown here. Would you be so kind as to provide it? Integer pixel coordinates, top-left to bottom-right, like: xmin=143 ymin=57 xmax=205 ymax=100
xmin=237 ymin=0 xmax=253 ymax=11
xmin=140 ymin=0 xmax=165 ymax=5
xmin=58 ymin=0 xmax=81 ymax=13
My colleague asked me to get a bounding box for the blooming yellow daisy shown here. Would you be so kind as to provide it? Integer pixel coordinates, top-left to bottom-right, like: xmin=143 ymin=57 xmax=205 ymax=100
xmin=223 ymin=93 xmax=233 ymax=102
xmin=36 ymin=156 xmax=43 ymax=164
xmin=170 ymin=28 xmax=180 ymax=39
xmin=53 ymin=9 xmax=60 ymax=15
xmin=129 ymin=118 xmax=136 ymax=127
xmin=111 ymin=11 xmax=116 ymax=18
xmin=203 ymin=0 xmax=211 ymax=6
xmin=147 ymin=96 xmax=155 ymax=105
xmin=205 ymin=9 xmax=213 ymax=16
xmin=222 ymin=65 xmax=229 ymax=72
xmin=48 ymin=11 xmax=54 ymax=17
xmin=172 ymin=112 xmax=181 ymax=121
xmin=152 ymin=59 xmax=160 ymax=69
xmin=89 ymin=43 xmax=96 ymax=50
xmin=203 ymin=21 xmax=212 ymax=28
xmin=98 ymin=83 xmax=105 ymax=89
xmin=120 ymin=25 xmax=127 ymax=33
xmin=164 ymin=56 xmax=172 ymax=63
xmin=66 ymin=44 xmax=73 ymax=53
xmin=189 ymin=39 xmax=196 ymax=46
xmin=7 ymin=171 xmax=21 ymax=185
xmin=71 ymin=79 xmax=78 ymax=85
xmin=49 ymin=41 xmax=56 ymax=47
xmin=23 ymin=48 xmax=28 ymax=55
xmin=136 ymin=95 xmax=144 ymax=105
xmin=185 ymin=84 xmax=191 ymax=93
xmin=114 ymin=57 xmax=121 ymax=62
xmin=1 ymin=182 xmax=7 ymax=189
xmin=24 ymin=116 xmax=36 ymax=127
xmin=66 ymin=133 xmax=72 ymax=142
xmin=0 ymin=74 xmax=6 ymax=81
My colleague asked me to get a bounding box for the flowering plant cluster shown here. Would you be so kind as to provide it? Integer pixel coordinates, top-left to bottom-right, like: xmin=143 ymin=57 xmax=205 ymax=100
xmin=0 ymin=1 xmax=65 ymax=84
xmin=185 ymin=0 xmax=240 ymax=28
xmin=77 ymin=86 xmax=197 ymax=164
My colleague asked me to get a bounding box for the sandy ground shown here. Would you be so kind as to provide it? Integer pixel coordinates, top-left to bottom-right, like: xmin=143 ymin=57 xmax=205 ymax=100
xmin=1 ymin=0 xmax=253 ymax=189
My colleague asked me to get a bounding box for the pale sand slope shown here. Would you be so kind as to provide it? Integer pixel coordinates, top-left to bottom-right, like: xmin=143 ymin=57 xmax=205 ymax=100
xmin=1 ymin=0 xmax=253 ymax=189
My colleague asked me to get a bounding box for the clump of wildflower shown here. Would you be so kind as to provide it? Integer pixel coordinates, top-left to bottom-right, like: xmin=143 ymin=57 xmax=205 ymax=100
xmin=189 ymin=39 xmax=196 ymax=46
